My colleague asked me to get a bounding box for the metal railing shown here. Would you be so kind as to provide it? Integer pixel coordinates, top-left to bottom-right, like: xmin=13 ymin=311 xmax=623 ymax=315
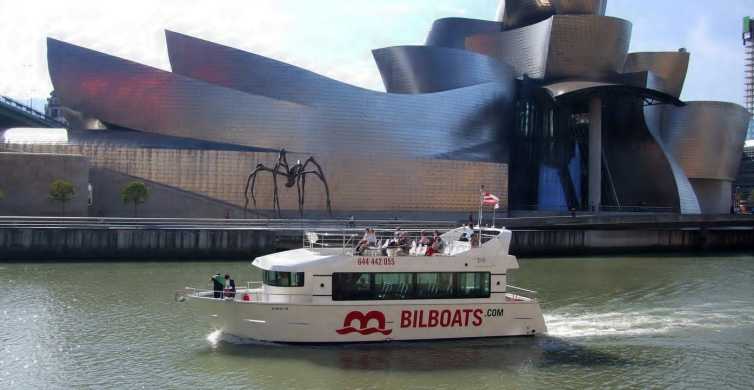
xmin=0 ymin=95 xmax=64 ymax=127
xmin=246 ymin=281 xmax=263 ymax=289
xmin=506 ymin=285 xmax=538 ymax=302
xmin=302 ymin=227 xmax=501 ymax=255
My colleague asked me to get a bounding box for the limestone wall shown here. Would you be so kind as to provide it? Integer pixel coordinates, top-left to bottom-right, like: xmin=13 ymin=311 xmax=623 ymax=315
xmin=0 ymin=152 xmax=89 ymax=216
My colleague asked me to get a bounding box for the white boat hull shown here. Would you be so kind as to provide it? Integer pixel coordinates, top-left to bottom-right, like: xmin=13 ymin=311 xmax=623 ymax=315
xmin=188 ymin=296 xmax=547 ymax=343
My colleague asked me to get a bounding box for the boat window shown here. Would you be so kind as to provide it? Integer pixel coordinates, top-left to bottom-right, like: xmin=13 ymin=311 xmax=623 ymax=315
xmin=263 ymin=271 xmax=305 ymax=287
xmin=374 ymin=273 xmax=413 ymax=300
xmin=332 ymin=272 xmax=490 ymax=301
xmin=456 ymin=272 xmax=491 ymax=298
xmin=415 ymin=272 xmax=454 ymax=299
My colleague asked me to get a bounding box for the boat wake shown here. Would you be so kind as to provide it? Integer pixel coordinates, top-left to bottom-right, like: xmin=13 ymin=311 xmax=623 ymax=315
xmin=545 ymin=303 xmax=754 ymax=339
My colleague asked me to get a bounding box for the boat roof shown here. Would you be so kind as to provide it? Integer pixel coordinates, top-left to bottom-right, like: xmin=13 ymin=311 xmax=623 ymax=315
xmin=253 ymin=248 xmax=342 ymax=272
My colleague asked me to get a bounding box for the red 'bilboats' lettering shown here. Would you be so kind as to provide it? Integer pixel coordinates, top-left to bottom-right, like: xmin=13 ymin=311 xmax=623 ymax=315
xmin=400 ymin=309 xmax=485 ymax=328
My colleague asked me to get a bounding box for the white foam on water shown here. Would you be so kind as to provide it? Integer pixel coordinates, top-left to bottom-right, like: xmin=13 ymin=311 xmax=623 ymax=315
xmin=544 ymin=304 xmax=754 ymax=339
xmin=206 ymin=329 xmax=223 ymax=347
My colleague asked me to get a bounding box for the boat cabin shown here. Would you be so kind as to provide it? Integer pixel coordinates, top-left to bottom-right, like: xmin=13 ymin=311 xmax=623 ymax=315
xmin=244 ymin=227 xmax=529 ymax=305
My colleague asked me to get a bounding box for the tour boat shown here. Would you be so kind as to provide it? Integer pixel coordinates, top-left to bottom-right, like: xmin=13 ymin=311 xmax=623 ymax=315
xmin=177 ymin=226 xmax=547 ymax=343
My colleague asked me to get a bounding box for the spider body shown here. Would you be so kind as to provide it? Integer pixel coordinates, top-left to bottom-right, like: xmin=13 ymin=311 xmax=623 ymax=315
xmin=244 ymin=149 xmax=333 ymax=218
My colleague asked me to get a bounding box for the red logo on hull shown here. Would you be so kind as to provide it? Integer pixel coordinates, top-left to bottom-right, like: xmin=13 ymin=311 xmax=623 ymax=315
xmin=336 ymin=311 xmax=393 ymax=336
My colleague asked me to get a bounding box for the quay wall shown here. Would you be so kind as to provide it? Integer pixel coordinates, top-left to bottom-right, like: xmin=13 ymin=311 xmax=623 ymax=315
xmin=509 ymin=229 xmax=754 ymax=257
xmin=1 ymin=226 xmax=753 ymax=261
xmin=0 ymin=228 xmax=277 ymax=261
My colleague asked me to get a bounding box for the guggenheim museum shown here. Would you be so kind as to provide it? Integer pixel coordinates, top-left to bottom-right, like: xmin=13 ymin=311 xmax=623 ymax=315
xmin=0 ymin=0 xmax=750 ymax=218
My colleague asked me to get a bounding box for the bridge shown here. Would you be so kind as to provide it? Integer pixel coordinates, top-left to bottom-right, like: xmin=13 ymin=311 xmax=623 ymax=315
xmin=0 ymin=95 xmax=65 ymax=128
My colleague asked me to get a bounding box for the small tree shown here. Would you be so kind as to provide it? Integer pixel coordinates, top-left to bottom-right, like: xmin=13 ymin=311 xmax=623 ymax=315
xmin=0 ymin=188 xmax=5 ymax=201
xmin=121 ymin=181 xmax=149 ymax=217
xmin=49 ymin=180 xmax=75 ymax=216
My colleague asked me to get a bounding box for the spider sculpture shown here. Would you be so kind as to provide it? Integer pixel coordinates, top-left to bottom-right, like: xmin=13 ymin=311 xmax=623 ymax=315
xmin=244 ymin=149 xmax=333 ymax=218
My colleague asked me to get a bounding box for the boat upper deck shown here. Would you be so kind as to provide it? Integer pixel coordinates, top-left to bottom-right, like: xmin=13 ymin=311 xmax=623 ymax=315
xmin=252 ymin=226 xmax=519 ymax=273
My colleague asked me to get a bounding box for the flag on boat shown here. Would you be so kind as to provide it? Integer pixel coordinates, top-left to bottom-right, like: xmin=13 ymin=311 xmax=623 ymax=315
xmin=482 ymin=192 xmax=500 ymax=209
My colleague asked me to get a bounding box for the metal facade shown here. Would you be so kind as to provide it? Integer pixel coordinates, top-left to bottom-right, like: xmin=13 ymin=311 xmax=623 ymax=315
xmin=372 ymin=46 xmax=515 ymax=94
xmin=466 ymin=16 xmax=632 ymax=81
xmin=37 ymin=0 xmax=751 ymax=216
xmin=624 ymin=52 xmax=690 ymax=98
xmin=660 ymin=102 xmax=751 ymax=181
xmin=50 ymin=38 xmax=514 ymax=162
xmin=497 ymin=0 xmax=607 ymax=29
xmin=425 ymin=18 xmax=502 ymax=49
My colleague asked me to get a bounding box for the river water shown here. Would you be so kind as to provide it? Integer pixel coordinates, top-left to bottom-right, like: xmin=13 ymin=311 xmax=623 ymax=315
xmin=1 ymin=255 xmax=753 ymax=389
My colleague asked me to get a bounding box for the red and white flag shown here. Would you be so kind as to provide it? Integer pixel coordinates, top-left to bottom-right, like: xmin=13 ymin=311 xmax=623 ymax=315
xmin=482 ymin=192 xmax=500 ymax=209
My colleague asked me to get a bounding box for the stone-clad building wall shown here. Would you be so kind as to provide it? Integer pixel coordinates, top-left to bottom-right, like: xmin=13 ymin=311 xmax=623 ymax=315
xmin=2 ymin=143 xmax=507 ymax=217
xmin=0 ymin=152 xmax=90 ymax=216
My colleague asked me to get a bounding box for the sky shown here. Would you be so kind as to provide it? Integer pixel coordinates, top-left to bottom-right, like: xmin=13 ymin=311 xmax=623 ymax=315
xmin=0 ymin=0 xmax=751 ymax=107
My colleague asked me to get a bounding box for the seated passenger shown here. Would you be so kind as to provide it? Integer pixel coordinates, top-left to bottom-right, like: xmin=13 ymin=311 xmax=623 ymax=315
xmin=356 ymin=228 xmax=377 ymax=255
xmin=471 ymin=232 xmax=480 ymax=248
xmin=419 ymin=231 xmax=431 ymax=246
xmin=426 ymin=230 xmax=445 ymax=256
xmin=459 ymin=223 xmax=474 ymax=242
xmin=397 ymin=232 xmax=411 ymax=256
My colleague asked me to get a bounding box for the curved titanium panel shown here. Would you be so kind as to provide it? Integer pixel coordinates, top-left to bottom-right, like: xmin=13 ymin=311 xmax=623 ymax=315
xmin=600 ymin=95 xmax=701 ymax=214
xmin=50 ymin=38 xmax=515 ymax=162
xmin=425 ymin=18 xmax=501 ymax=49
xmin=660 ymin=101 xmax=751 ymax=181
xmin=166 ymin=30 xmax=362 ymax=106
xmin=642 ymin=105 xmax=702 ymax=215
xmin=47 ymin=38 xmax=317 ymax=152
xmin=496 ymin=0 xmax=607 ymax=29
xmin=623 ymin=52 xmax=690 ymax=98
xmin=543 ymin=79 xmax=683 ymax=106
xmin=467 ymin=15 xmax=631 ymax=80
xmin=467 ymin=17 xmax=552 ymax=79
xmin=545 ymin=16 xmax=631 ymax=80
xmin=372 ymin=45 xmax=515 ymax=94
xmin=688 ymin=179 xmax=733 ymax=214
xmin=496 ymin=0 xmax=553 ymax=30
xmin=552 ymin=0 xmax=607 ymax=15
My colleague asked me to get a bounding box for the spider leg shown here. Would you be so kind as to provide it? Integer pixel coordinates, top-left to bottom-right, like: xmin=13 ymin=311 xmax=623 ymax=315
xmin=296 ymin=172 xmax=303 ymax=217
xmin=272 ymin=169 xmax=280 ymax=218
xmin=245 ymin=165 xmax=268 ymax=218
xmin=301 ymin=157 xmax=333 ymax=216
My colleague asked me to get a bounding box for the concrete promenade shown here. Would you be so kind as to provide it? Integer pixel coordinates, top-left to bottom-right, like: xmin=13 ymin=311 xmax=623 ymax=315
xmin=1 ymin=215 xmax=753 ymax=260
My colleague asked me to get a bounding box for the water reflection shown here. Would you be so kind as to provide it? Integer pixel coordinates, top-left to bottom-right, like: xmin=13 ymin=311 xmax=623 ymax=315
xmin=201 ymin=335 xmax=641 ymax=373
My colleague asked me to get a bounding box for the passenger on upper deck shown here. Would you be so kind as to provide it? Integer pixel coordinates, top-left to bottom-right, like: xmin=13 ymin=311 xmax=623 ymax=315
xmin=356 ymin=228 xmax=377 ymax=255
xmin=460 ymin=223 xmax=474 ymax=242
xmin=397 ymin=231 xmax=411 ymax=255
xmin=426 ymin=230 xmax=445 ymax=256
xmin=419 ymin=230 xmax=431 ymax=246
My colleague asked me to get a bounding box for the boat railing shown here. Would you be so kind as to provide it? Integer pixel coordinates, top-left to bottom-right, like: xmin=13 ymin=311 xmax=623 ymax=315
xmin=246 ymin=281 xmax=263 ymax=289
xmin=506 ymin=285 xmax=538 ymax=302
xmin=303 ymin=230 xmax=361 ymax=254
xmin=302 ymin=227 xmax=502 ymax=254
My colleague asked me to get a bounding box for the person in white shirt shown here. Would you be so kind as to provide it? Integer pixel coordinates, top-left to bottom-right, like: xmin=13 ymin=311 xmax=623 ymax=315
xmin=460 ymin=223 xmax=474 ymax=242
xmin=356 ymin=228 xmax=377 ymax=255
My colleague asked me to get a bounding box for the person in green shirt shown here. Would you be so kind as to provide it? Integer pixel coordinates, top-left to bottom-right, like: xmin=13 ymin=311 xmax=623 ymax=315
xmin=211 ymin=273 xmax=224 ymax=299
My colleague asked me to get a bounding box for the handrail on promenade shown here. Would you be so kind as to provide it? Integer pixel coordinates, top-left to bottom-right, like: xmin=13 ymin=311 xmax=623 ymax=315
xmin=2 ymin=214 xmax=754 ymax=231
